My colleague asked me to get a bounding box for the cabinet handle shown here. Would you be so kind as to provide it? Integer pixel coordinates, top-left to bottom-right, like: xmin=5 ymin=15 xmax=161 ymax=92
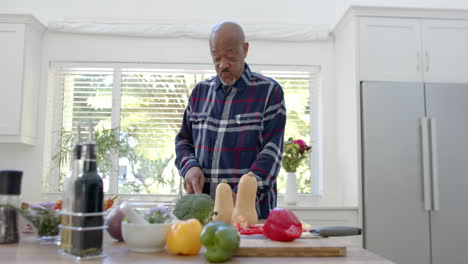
xmin=430 ymin=118 xmax=440 ymax=211
xmin=425 ymin=51 xmax=430 ymax=72
xmin=421 ymin=117 xmax=432 ymax=211
xmin=416 ymin=52 xmax=421 ymax=72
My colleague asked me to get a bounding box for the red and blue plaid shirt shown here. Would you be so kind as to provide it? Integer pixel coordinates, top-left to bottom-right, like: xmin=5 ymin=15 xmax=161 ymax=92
xmin=175 ymin=63 xmax=286 ymax=219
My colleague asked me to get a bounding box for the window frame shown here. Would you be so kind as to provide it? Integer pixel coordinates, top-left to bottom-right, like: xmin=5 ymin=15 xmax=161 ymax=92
xmin=46 ymin=62 xmax=322 ymax=198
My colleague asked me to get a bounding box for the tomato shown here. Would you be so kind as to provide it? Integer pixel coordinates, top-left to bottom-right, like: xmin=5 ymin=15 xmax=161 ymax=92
xmin=53 ymin=200 xmax=62 ymax=210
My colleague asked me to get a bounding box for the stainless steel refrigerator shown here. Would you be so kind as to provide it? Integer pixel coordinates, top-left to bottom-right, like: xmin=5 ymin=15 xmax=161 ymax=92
xmin=361 ymin=82 xmax=468 ymax=264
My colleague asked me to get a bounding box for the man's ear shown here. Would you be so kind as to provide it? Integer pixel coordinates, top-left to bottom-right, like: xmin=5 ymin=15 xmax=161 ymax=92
xmin=243 ymin=42 xmax=249 ymax=58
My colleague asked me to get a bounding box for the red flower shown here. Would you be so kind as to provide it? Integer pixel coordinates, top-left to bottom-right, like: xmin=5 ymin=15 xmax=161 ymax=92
xmin=293 ymin=139 xmax=306 ymax=148
xmin=294 ymin=139 xmax=311 ymax=154
xmin=283 ymin=137 xmax=311 ymax=172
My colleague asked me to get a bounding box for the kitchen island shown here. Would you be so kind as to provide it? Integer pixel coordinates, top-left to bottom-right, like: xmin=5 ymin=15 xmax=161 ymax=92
xmin=1 ymin=233 xmax=395 ymax=264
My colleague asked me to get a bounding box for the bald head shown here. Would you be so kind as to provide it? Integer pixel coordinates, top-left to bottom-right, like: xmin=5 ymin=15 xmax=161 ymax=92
xmin=209 ymin=21 xmax=249 ymax=86
xmin=209 ymin=21 xmax=245 ymax=47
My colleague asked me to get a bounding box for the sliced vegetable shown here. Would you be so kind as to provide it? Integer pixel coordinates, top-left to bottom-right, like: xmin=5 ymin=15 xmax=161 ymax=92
xmin=263 ymin=207 xmax=302 ymax=242
xmin=232 ymin=215 xmax=248 ymax=230
xmin=237 ymin=225 xmax=263 ymax=236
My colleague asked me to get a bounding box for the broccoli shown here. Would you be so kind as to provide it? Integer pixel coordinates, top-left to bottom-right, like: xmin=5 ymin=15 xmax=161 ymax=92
xmin=173 ymin=193 xmax=214 ymax=225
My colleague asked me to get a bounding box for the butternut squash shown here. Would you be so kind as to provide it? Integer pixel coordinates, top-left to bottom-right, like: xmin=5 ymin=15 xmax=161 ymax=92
xmin=232 ymin=172 xmax=258 ymax=225
xmin=212 ymin=179 xmax=234 ymax=224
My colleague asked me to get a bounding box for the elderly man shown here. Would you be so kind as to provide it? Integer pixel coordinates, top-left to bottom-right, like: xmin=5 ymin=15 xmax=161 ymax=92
xmin=175 ymin=21 xmax=286 ymax=219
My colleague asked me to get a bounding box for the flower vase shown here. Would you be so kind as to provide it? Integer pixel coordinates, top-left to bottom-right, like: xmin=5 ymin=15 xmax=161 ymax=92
xmin=284 ymin=172 xmax=299 ymax=205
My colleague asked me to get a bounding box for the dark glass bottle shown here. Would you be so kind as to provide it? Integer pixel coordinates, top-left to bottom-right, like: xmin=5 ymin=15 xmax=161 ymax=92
xmin=70 ymin=142 xmax=104 ymax=257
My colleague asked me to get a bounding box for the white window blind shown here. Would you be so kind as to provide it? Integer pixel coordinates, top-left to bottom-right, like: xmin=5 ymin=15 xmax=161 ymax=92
xmin=50 ymin=64 xmax=319 ymax=196
xmin=264 ymin=70 xmax=315 ymax=194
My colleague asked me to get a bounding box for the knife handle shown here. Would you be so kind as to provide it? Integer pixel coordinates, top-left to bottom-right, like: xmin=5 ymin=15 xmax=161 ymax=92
xmin=310 ymin=226 xmax=362 ymax=237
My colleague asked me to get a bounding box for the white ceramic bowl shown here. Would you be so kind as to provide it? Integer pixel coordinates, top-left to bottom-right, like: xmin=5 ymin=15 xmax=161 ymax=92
xmin=121 ymin=222 xmax=173 ymax=253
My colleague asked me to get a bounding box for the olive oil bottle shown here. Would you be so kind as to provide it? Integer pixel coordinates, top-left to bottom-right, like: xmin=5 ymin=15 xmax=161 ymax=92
xmin=60 ymin=141 xmax=82 ymax=253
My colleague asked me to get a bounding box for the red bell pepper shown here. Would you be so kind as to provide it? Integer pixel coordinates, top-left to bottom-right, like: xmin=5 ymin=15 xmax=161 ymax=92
xmin=263 ymin=207 xmax=302 ymax=242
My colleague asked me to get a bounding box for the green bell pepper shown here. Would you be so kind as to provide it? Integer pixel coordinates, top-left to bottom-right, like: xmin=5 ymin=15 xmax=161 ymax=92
xmin=200 ymin=220 xmax=240 ymax=262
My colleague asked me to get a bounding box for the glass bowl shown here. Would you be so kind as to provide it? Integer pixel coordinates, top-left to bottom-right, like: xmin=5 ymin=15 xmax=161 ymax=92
xmin=18 ymin=206 xmax=61 ymax=244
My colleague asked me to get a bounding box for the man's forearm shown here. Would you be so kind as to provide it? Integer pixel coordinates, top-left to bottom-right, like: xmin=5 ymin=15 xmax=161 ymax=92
xmin=175 ymin=139 xmax=200 ymax=177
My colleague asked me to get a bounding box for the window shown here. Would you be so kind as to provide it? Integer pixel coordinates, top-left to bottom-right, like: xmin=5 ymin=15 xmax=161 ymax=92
xmin=49 ymin=63 xmax=319 ymax=196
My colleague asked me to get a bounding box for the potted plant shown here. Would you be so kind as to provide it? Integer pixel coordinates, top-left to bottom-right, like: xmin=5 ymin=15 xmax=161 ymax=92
xmin=52 ymin=126 xmax=137 ymax=188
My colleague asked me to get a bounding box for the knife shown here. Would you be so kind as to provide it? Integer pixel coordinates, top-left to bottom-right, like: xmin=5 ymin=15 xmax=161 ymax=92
xmin=309 ymin=226 xmax=362 ymax=237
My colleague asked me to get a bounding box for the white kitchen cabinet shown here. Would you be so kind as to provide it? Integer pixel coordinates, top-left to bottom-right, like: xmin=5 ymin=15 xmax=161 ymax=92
xmin=0 ymin=15 xmax=46 ymax=144
xmin=359 ymin=16 xmax=468 ymax=83
xmin=359 ymin=17 xmax=423 ymax=82
xmin=421 ymin=19 xmax=468 ymax=83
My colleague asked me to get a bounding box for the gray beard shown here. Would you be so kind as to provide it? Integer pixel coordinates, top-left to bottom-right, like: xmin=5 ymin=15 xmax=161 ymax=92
xmin=220 ymin=79 xmax=236 ymax=86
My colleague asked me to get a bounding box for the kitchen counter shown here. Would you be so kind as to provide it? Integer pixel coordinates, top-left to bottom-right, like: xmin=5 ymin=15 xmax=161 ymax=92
xmin=1 ymin=233 xmax=395 ymax=264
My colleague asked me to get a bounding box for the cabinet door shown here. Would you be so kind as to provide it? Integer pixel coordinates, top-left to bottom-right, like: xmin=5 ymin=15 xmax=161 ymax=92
xmin=361 ymin=82 xmax=430 ymax=264
xmin=425 ymin=83 xmax=468 ymax=264
xmin=422 ymin=20 xmax=468 ymax=83
xmin=359 ymin=17 xmax=423 ymax=82
xmin=0 ymin=23 xmax=25 ymax=135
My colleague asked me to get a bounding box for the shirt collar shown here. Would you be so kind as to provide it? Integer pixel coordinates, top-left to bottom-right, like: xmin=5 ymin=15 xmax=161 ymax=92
xmin=214 ymin=63 xmax=253 ymax=92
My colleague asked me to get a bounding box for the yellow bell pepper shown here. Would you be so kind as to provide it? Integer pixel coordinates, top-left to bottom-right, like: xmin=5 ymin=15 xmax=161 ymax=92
xmin=166 ymin=218 xmax=202 ymax=255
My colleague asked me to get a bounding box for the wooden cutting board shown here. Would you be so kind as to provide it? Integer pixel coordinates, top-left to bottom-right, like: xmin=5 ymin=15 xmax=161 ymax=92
xmin=234 ymin=235 xmax=346 ymax=257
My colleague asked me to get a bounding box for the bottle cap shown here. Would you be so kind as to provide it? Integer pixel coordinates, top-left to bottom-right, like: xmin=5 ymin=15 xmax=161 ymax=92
xmin=82 ymin=143 xmax=98 ymax=160
xmin=72 ymin=143 xmax=83 ymax=160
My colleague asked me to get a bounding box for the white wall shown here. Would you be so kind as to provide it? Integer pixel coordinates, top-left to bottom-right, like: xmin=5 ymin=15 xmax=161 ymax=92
xmin=2 ymin=0 xmax=467 ymax=30
xmin=333 ymin=17 xmax=359 ymax=208
xmin=1 ymin=0 xmax=343 ymax=28
xmin=344 ymin=0 xmax=468 ymax=10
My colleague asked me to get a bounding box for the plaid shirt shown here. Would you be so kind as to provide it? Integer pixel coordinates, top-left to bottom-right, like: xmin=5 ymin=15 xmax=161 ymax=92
xmin=175 ymin=63 xmax=286 ymax=219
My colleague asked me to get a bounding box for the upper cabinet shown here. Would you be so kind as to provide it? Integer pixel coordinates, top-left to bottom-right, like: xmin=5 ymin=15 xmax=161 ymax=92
xmin=359 ymin=17 xmax=423 ymax=82
xmin=421 ymin=19 xmax=468 ymax=83
xmin=358 ymin=16 xmax=468 ymax=83
xmin=0 ymin=15 xmax=46 ymax=144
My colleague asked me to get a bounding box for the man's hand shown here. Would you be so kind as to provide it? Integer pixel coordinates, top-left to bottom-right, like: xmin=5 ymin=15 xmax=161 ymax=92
xmin=183 ymin=166 xmax=205 ymax=194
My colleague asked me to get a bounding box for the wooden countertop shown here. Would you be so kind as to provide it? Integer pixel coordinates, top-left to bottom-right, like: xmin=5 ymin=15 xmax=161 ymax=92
xmin=0 ymin=233 xmax=395 ymax=264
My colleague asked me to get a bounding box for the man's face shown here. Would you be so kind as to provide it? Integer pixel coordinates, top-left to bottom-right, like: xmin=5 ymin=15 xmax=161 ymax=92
xmin=210 ymin=38 xmax=248 ymax=86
